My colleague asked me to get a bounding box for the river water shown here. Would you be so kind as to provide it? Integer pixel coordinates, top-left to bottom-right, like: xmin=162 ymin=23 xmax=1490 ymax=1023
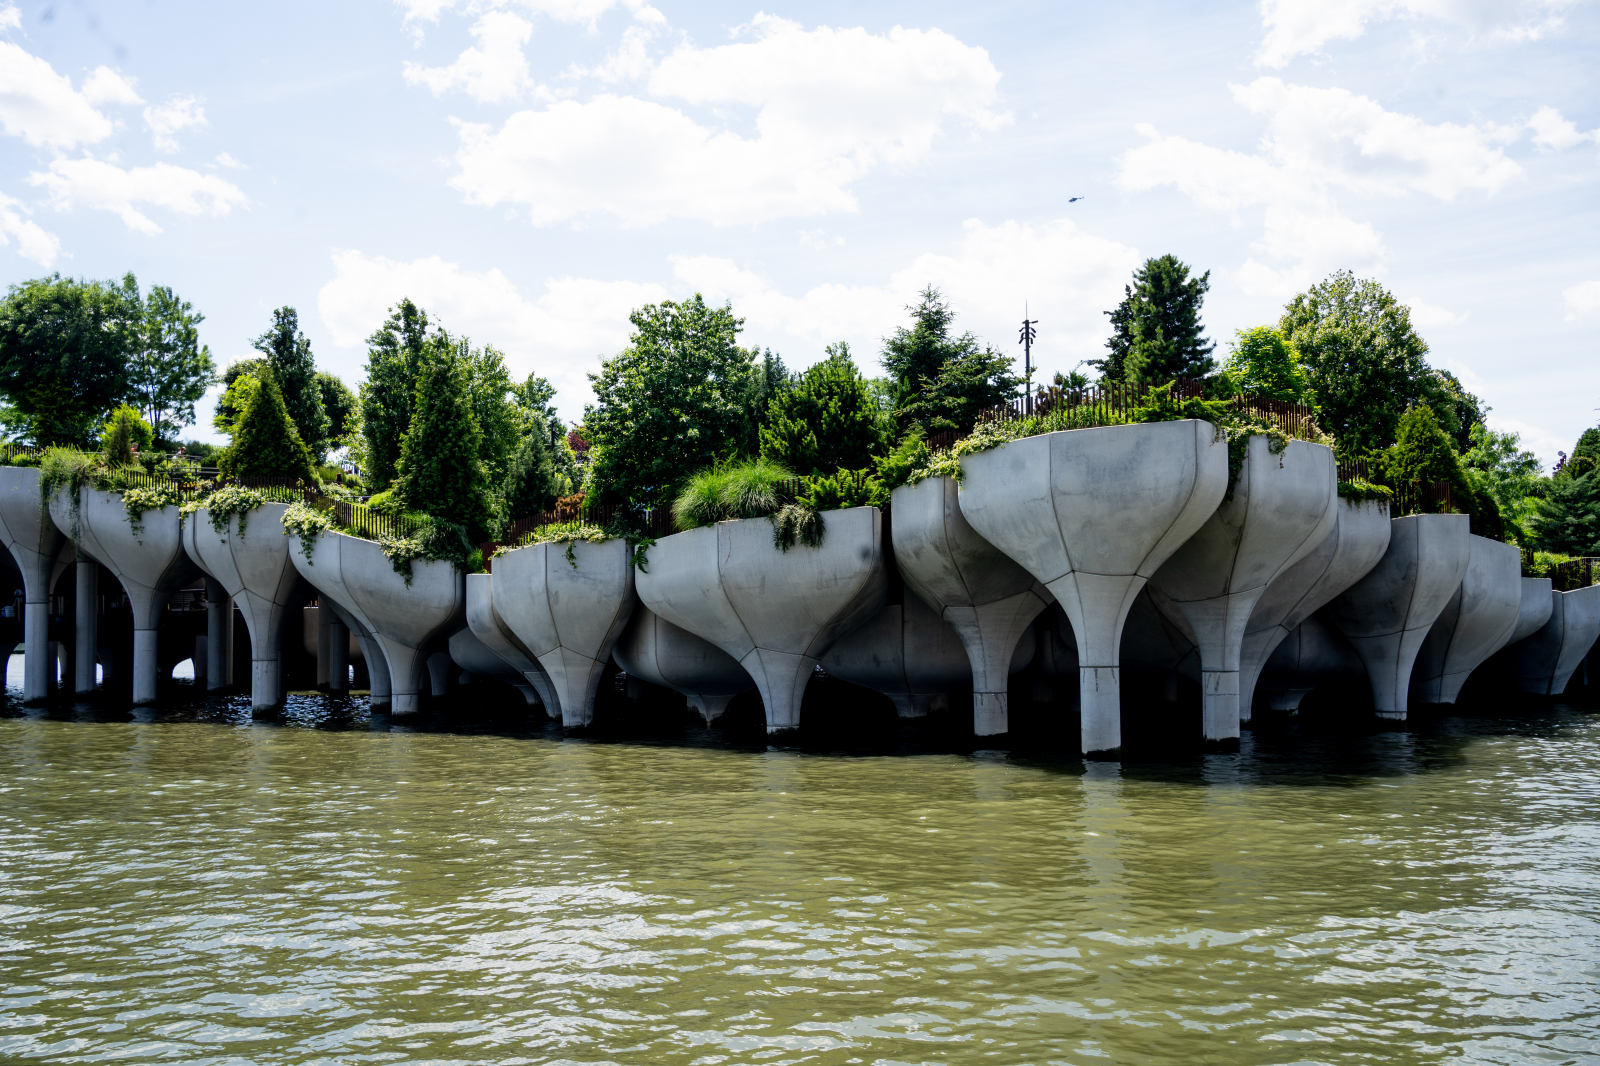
xmin=1 ymin=675 xmax=1597 ymax=1065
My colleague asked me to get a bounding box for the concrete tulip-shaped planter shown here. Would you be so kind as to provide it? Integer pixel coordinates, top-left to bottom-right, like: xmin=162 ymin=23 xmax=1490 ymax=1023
xmin=1323 ymin=513 xmax=1471 ymax=719
xmin=1500 ymin=584 xmax=1600 ymax=697
xmin=819 ymin=590 xmax=974 ymax=719
xmin=491 ymin=537 xmax=636 ymax=728
xmin=465 ymin=572 xmax=559 ymax=716
xmin=957 ymin=420 xmax=1228 ymax=756
xmin=447 ymin=625 xmax=541 ymax=707
xmin=1145 ymin=436 xmax=1338 ymax=742
xmin=1409 ymin=536 xmax=1522 ymax=705
xmin=183 ymin=502 xmax=309 ymax=712
xmin=889 ymin=475 xmax=1052 ymax=734
xmin=288 ymin=528 xmax=464 ymax=715
xmin=1257 ymin=612 xmax=1367 ymax=712
xmin=50 ymin=485 xmax=199 ymax=705
xmin=637 ymin=506 xmax=887 ymax=733
xmin=0 ymin=467 xmax=66 ymax=701
xmin=614 ymin=604 xmax=754 ymax=723
xmin=1507 ymin=577 xmax=1556 ymax=647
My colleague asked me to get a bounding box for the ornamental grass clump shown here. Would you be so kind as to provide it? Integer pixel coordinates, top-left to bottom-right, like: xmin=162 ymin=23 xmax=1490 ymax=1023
xmin=673 ymin=457 xmax=792 ymax=529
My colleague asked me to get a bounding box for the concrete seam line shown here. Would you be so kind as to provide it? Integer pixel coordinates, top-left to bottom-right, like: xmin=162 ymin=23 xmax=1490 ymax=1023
xmin=1141 ymin=420 xmax=1205 ymax=580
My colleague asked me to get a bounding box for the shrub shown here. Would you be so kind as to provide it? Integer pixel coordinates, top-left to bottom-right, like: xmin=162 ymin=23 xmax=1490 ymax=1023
xmin=393 ymin=351 xmax=494 ymax=540
xmin=673 ymin=457 xmax=792 ymax=529
xmin=218 ymin=372 xmax=317 ymax=482
xmin=101 ymin=405 xmax=149 ymax=468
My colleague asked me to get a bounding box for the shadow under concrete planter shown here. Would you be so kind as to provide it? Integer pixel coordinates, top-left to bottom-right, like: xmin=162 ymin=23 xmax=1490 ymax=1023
xmin=465 ymin=572 xmax=558 ymax=717
xmin=447 ymin=625 xmax=541 ymax=706
xmin=288 ymin=529 xmax=464 ymax=715
xmin=1500 ymin=584 xmax=1600 ymax=697
xmin=889 ymin=475 xmax=1052 ymax=734
xmin=956 ymin=419 xmax=1229 ymax=756
xmin=0 ymin=467 xmax=65 ymax=701
xmin=50 ymin=487 xmax=198 ymax=705
xmin=1257 ymin=611 xmax=1367 ymax=712
xmin=614 ymin=604 xmax=754 ymax=723
xmin=1322 ymin=513 xmax=1471 ymax=720
xmin=819 ymin=590 xmax=976 ymax=719
xmin=637 ymin=506 xmax=887 ymax=734
xmin=1409 ymin=535 xmax=1522 ymax=706
xmin=490 ymin=537 xmax=636 ymax=728
xmin=184 ymin=502 xmax=309 ymax=711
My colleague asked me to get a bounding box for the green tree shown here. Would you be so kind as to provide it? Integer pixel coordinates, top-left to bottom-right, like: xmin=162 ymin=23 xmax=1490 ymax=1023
xmin=360 ymin=298 xmax=432 ymax=491
xmin=1531 ymin=472 xmax=1600 ymax=555
xmin=1462 ymin=422 xmax=1543 ymax=541
xmin=881 ymin=287 xmax=1015 ymax=434
xmin=1435 ymin=369 xmax=1486 ymax=454
xmin=1557 ymin=426 xmax=1600 ymax=480
xmin=1221 ymin=325 xmax=1308 ymax=402
xmin=502 ymin=410 xmax=560 ymax=519
xmin=585 ymin=294 xmax=756 ymax=506
xmin=217 ymin=371 xmax=317 ymax=482
xmin=129 ymin=283 xmax=215 ymax=441
xmin=317 ymin=372 xmax=357 ymax=448
xmin=252 ymin=307 xmax=329 ymax=460
xmin=455 ymin=338 xmax=520 ymax=486
xmin=0 ymin=273 xmax=140 ymax=444
xmin=1281 ymin=270 xmax=1452 ymax=456
xmin=101 ymin=405 xmax=150 ymax=467
xmin=895 ymin=345 xmax=1020 ymax=433
xmin=759 ymin=344 xmax=884 ymax=474
xmin=738 ymin=348 xmax=790 ymax=455
xmin=213 ymin=358 xmax=267 ymax=434
xmin=1381 ymin=405 xmax=1500 ymax=534
xmin=515 ymin=374 xmax=560 ymax=434
xmin=1094 ymin=255 xmax=1216 ymax=384
xmin=394 ymin=351 xmax=493 ymax=539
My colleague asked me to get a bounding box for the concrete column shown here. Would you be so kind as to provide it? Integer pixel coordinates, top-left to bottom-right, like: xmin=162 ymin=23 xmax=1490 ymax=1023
xmin=132 ymin=629 xmax=159 ymax=704
xmin=358 ymin=633 xmax=391 ymax=707
xmin=426 ymin=651 xmax=452 ymax=698
xmin=328 ymin=617 xmax=348 ymax=691
xmin=251 ymin=657 xmax=281 ymax=709
xmin=193 ymin=634 xmax=207 ymax=688
xmin=23 ymin=600 xmax=49 ymax=701
xmin=74 ymin=559 xmax=98 ymax=693
xmin=205 ymin=577 xmax=232 ymax=691
xmin=315 ymin=604 xmax=331 ymax=688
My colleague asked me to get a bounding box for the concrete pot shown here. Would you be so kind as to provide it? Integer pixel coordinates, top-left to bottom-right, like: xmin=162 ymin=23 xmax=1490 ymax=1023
xmin=637 ymin=506 xmax=887 ymax=733
xmin=50 ymin=487 xmax=199 ymax=705
xmin=491 ymin=537 xmax=636 ymax=728
xmin=820 ymin=590 xmax=973 ymax=719
xmin=1257 ymin=611 xmax=1367 ymax=712
xmin=1409 ymin=536 xmax=1522 ymax=705
xmin=1502 ymin=584 xmax=1600 ymax=696
xmin=889 ymin=475 xmax=1053 ymax=734
xmin=184 ymin=502 xmax=309 ymax=711
xmin=1322 ymin=513 xmax=1471 ymax=719
xmin=0 ymin=467 xmax=66 ymax=701
xmin=956 ymin=419 xmax=1229 ymax=755
xmin=1508 ymin=577 xmax=1556 ymax=645
xmin=1237 ymin=497 xmax=1392 ymax=719
xmin=288 ymin=528 xmax=464 ymax=715
xmin=447 ymin=625 xmax=540 ymax=706
xmin=464 ymin=572 xmax=558 ymax=716
xmin=1146 ymin=436 xmax=1338 ymax=741
xmin=614 ymin=604 xmax=754 ymax=723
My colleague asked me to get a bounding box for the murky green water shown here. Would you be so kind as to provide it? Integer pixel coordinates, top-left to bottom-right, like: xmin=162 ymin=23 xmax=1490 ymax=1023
xmin=0 ymin=693 xmax=1597 ymax=1066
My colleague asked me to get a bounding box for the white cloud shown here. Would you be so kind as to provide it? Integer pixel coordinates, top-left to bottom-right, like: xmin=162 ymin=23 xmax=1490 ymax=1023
xmin=396 ymin=0 xmax=635 ymax=33
xmin=81 ymin=66 xmax=143 ymax=106
xmin=0 ymin=4 xmax=18 ymax=31
xmin=1406 ymin=297 xmax=1464 ymax=328
xmin=447 ymin=15 xmax=1007 ymax=226
xmin=404 ymin=11 xmax=540 ymax=103
xmin=0 ymin=188 xmax=59 ymax=267
xmin=30 ymin=157 xmax=247 ymax=234
xmin=1120 ymin=79 xmax=1521 ymax=299
xmin=1256 ymin=0 xmax=1579 ymax=67
xmin=1528 ymin=105 xmax=1599 ymax=151
xmin=214 ymin=151 xmax=246 ymax=169
xmin=1563 ymin=279 xmax=1600 ymax=320
xmin=144 ymin=95 xmax=206 ymax=152
xmin=0 ymin=41 xmax=116 ymax=147
xmin=799 ymin=229 xmax=844 ymax=249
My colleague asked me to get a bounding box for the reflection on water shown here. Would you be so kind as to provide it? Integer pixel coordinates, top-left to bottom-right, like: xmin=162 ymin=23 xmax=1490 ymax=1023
xmin=0 ymin=659 xmax=1597 ymax=1065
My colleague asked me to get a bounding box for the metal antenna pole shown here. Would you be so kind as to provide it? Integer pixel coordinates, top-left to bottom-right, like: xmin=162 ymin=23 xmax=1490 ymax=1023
xmin=1018 ymin=306 xmax=1038 ymax=411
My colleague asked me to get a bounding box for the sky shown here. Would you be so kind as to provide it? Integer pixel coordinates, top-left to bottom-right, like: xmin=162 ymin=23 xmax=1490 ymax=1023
xmin=0 ymin=0 xmax=1596 ymax=465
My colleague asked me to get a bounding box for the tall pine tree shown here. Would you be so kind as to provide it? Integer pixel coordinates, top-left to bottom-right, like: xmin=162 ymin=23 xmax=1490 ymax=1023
xmin=252 ymin=307 xmax=329 ymax=460
xmin=218 ymin=371 xmax=317 ymax=482
xmin=360 ymin=298 xmax=431 ymax=491
xmin=759 ymin=345 xmax=883 ymax=475
xmin=1094 ymin=255 xmax=1216 ymax=384
xmin=394 ymin=350 xmax=494 ymax=540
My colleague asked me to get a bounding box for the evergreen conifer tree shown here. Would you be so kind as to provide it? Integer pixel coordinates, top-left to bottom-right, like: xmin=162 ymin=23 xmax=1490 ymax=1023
xmin=360 ymin=299 xmax=432 ymax=491
xmin=881 ymin=288 xmax=1016 ymax=435
xmin=395 ymin=351 xmax=494 ymax=539
xmin=759 ymin=345 xmax=883 ymax=474
xmin=101 ymin=406 xmax=143 ymax=468
xmin=252 ymin=307 xmax=329 ymax=460
xmin=1532 ymin=471 xmax=1600 ymax=555
xmin=218 ymin=372 xmax=317 ymax=482
xmin=502 ymin=410 xmax=560 ymax=519
xmin=1094 ymin=255 xmax=1216 ymax=384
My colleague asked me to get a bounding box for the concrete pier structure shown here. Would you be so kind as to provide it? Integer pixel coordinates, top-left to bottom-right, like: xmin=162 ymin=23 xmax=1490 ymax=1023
xmin=492 ymin=537 xmax=636 ymax=728
xmin=183 ymin=503 xmax=308 ymax=711
xmin=288 ymin=529 xmax=463 ymax=715
xmin=1146 ymin=437 xmax=1338 ymax=742
xmin=464 ymin=573 xmax=557 ymax=716
xmin=1323 ymin=513 xmax=1471 ymax=719
xmin=1237 ymin=498 xmax=1392 ymax=718
xmin=446 ymin=626 xmax=541 ymax=705
xmin=1503 ymin=585 xmax=1600 ymax=697
xmin=74 ymin=556 xmax=98 ymax=694
xmin=890 ymin=475 xmax=1053 ymax=734
xmin=956 ymin=420 xmax=1229 ymax=755
xmin=637 ymin=507 xmax=886 ymax=733
xmin=1410 ymin=536 xmax=1522 ymax=705
xmin=323 ymin=600 xmax=390 ymax=708
xmin=614 ymin=604 xmax=755 ymax=723
xmin=1508 ymin=578 xmax=1556 ymax=646
xmin=0 ymin=468 xmax=66 ymax=701
xmin=203 ymin=577 xmax=233 ymax=692
xmin=49 ymin=488 xmax=198 ymax=704
xmin=820 ymin=590 xmax=975 ymax=719
xmin=1256 ymin=612 xmax=1367 ymax=712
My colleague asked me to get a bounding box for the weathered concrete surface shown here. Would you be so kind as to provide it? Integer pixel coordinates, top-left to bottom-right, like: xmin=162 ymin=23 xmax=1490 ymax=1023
xmin=637 ymin=507 xmax=887 ymax=733
xmin=74 ymin=556 xmax=97 ymax=693
xmin=1323 ymin=513 xmax=1471 ymax=719
xmin=1508 ymin=578 xmax=1556 ymax=645
xmin=890 ymin=475 xmax=1053 ymax=733
xmin=1147 ymin=437 xmax=1338 ymax=741
xmin=288 ymin=529 xmax=464 ymax=715
xmin=820 ymin=590 xmax=973 ymax=718
xmin=465 ymin=573 xmax=558 ymax=716
xmin=448 ymin=616 xmax=539 ymax=705
xmin=184 ymin=503 xmax=309 ymax=711
xmin=492 ymin=537 xmax=636 ymax=728
xmin=204 ymin=576 xmax=233 ymax=691
xmin=1238 ymin=498 xmax=1392 ymax=719
xmin=1410 ymin=536 xmax=1523 ymax=705
xmin=50 ymin=488 xmax=199 ymax=704
xmin=957 ymin=420 xmax=1229 ymax=755
xmin=0 ymin=468 xmax=66 ymax=700
xmin=1257 ymin=611 xmax=1367 ymax=711
xmin=1502 ymin=584 xmax=1600 ymax=696
xmin=615 ymin=604 xmax=754 ymax=722
xmin=322 ymin=599 xmax=391 ymax=707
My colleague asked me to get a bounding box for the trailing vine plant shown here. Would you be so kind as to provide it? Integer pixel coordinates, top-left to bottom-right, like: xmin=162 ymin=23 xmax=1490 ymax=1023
xmin=120 ymin=484 xmax=186 ymax=542
xmin=183 ymin=484 xmax=268 ymax=540
xmin=281 ymin=501 xmax=334 ymax=563
xmin=497 ymin=521 xmax=614 ymax=570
